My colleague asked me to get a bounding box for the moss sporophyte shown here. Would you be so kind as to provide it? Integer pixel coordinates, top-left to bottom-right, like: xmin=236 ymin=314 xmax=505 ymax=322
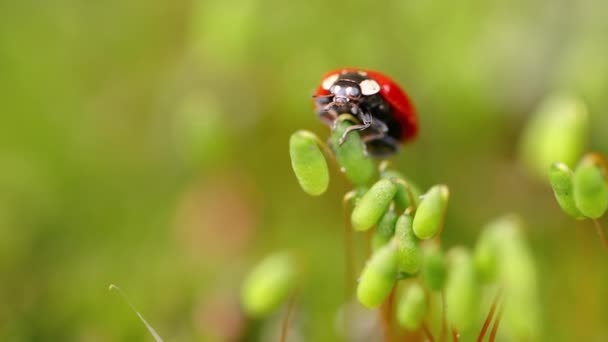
xmin=282 ymin=114 xmax=541 ymax=341
xmin=549 ymin=153 xmax=608 ymax=248
xmin=235 ymin=90 xmax=606 ymax=341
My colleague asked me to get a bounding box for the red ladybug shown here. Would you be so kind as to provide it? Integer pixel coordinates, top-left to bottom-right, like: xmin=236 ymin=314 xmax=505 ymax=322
xmin=313 ymin=68 xmax=417 ymax=156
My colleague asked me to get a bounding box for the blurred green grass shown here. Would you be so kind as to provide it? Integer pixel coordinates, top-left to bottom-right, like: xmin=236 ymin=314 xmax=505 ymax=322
xmin=1 ymin=0 xmax=608 ymax=341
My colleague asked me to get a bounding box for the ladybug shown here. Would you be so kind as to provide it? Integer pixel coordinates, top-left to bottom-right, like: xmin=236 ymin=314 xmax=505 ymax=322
xmin=313 ymin=68 xmax=417 ymax=157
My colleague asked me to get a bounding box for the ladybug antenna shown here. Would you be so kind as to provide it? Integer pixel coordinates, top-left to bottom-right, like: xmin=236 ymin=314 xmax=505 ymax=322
xmin=312 ymin=94 xmax=333 ymax=99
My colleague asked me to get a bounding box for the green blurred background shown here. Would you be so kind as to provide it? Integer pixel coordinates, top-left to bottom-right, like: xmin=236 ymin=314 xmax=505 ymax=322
xmin=1 ymin=0 xmax=607 ymax=341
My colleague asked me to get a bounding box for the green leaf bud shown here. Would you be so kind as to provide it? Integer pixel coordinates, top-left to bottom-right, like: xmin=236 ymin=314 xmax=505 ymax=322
xmin=372 ymin=207 xmax=398 ymax=251
xmin=289 ymin=130 xmax=329 ymax=196
xmin=394 ymin=212 xmax=421 ymax=274
xmin=519 ymin=94 xmax=588 ymax=179
xmin=573 ymin=154 xmax=608 ymax=219
xmin=445 ymin=247 xmax=479 ymax=332
xmin=396 ymin=282 xmax=428 ymax=330
xmin=357 ymin=244 xmax=399 ymax=308
xmin=549 ymin=162 xmax=584 ymax=219
xmin=380 ymin=169 xmax=422 ymax=210
xmin=421 ymin=243 xmax=446 ymax=291
xmin=351 ymin=179 xmax=397 ymax=231
xmin=413 ymin=185 xmax=449 ymax=240
xmin=241 ymin=252 xmax=296 ymax=317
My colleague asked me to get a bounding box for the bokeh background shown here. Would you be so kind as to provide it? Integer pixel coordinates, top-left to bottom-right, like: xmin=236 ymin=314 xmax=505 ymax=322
xmin=1 ymin=0 xmax=608 ymax=341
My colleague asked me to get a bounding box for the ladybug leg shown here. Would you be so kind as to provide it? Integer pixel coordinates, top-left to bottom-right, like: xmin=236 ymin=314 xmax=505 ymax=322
xmin=313 ymin=95 xmax=336 ymax=126
xmin=357 ymin=120 xmax=395 ymax=156
xmin=360 ymin=125 xmax=389 ymax=144
xmin=339 ymin=106 xmax=391 ymax=146
xmin=318 ymin=109 xmax=337 ymax=127
xmin=338 ymin=111 xmax=373 ymax=145
xmin=312 ymin=94 xmax=333 ymax=106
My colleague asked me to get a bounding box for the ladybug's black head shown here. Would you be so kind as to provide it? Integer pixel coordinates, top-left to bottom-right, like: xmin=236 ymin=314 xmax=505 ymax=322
xmin=317 ymin=72 xmax=382 ymax=117
xmin=330 ymin=79 xmax=361 ymax=103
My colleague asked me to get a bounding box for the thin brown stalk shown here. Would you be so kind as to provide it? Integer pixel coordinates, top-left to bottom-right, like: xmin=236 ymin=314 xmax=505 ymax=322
xmin=451 ymin=327 xmax=459 ymax=342
xmin=488 ymin=304 xmax=504 ymax=342
xmin=592 ymin=219 xmax=608 ymax=250
xmin=379 ymin=286 xmax=396 ymax=342
xmin=477 ymin=289 xmax=502 ymax=342
xmin=422 ymin=322 xmax=436 ymax=342
xmin=379 ymin=310 xmax=391 ymax=342
xmin=439 ymin=292 xmax=447 ymax=342
xmin=280 ymin=295 xmax=296 ymax=342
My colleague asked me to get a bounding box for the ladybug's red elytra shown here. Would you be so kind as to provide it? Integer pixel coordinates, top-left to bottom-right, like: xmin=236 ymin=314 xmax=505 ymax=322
xmin=313 ymin=68 xmax=417 ymax=157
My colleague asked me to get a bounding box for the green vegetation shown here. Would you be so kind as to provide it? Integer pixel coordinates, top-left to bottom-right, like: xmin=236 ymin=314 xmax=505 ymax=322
xmin=285 ymin=122 xmax=541 ymax=340
xmin=2 ymin=1 xmax=608 ymax=341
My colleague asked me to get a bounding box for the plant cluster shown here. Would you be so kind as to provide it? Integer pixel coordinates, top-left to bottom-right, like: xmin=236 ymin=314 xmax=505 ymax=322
xmin=520 ymin=94 xmax=608 ymax=248
xmin=112 ymin=93 xmax=608 ymax=341
xmin=240 ymin=115 xmax=540 ymax=341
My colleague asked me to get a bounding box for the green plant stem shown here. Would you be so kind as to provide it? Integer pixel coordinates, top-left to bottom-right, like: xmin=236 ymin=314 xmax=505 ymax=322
xmin=379 ymin=160 xmax=391 ymax=174
xmin=280 ymin=295 xmax=297 ymax=342
xmin=477 ymin=289 xmax=502 ymax=342
xmin=591 ymin=219 xmax=608 ymax=250
xmin=109 ymin=284 xmax=164 ymax=342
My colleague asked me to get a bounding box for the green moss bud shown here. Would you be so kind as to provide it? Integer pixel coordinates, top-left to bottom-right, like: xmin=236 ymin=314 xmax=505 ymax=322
xmin=493 ymin=216 xmax=540 ymax=339
xmin=351 ymin=179 xmax=397 ymax=231
xmin=241 ymin=252 xmax=296 ymax=317
xmin=473 ymin=226 xmax=499 ymax=283
xmin=394 ymin=212 xmax=422 ymax=274
xmin=474 ymin=215 xmax=541 ymax=339
xmin=421 ymin=243 xmax=446 ymax=291
xmin=501 ymin=236 xmax=541 ymax=340
xmin=520 ymin=94 xmax=588 ymax=179
xmin=357 ymin=243 xmax=398 ymax=308
xmin=573 ymin=154 xmax=608 ymax=219
xmin=380 ymin=169 xmax=422 ymax=210
xmin=396 ymin=282 xmax=428 ymax=330
xmin=475 ymin=215 xmax=541 ymax=341
xmin=413 ymin=185 xmax=449 ymax=239
xmin=289 ymin=131 xmax=329 ymax=196
xmin=331 ymin=120 xmax=376 ymax=185
xmin=549 ymin=162 xmax=584 ymax=219
xmin=474 ymin=215 xmax=525 ymax=283
xmin=372 ymin=207 xmax=398 ymax=251
xmin=445 ymin=247 xmax=479 ymax=332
